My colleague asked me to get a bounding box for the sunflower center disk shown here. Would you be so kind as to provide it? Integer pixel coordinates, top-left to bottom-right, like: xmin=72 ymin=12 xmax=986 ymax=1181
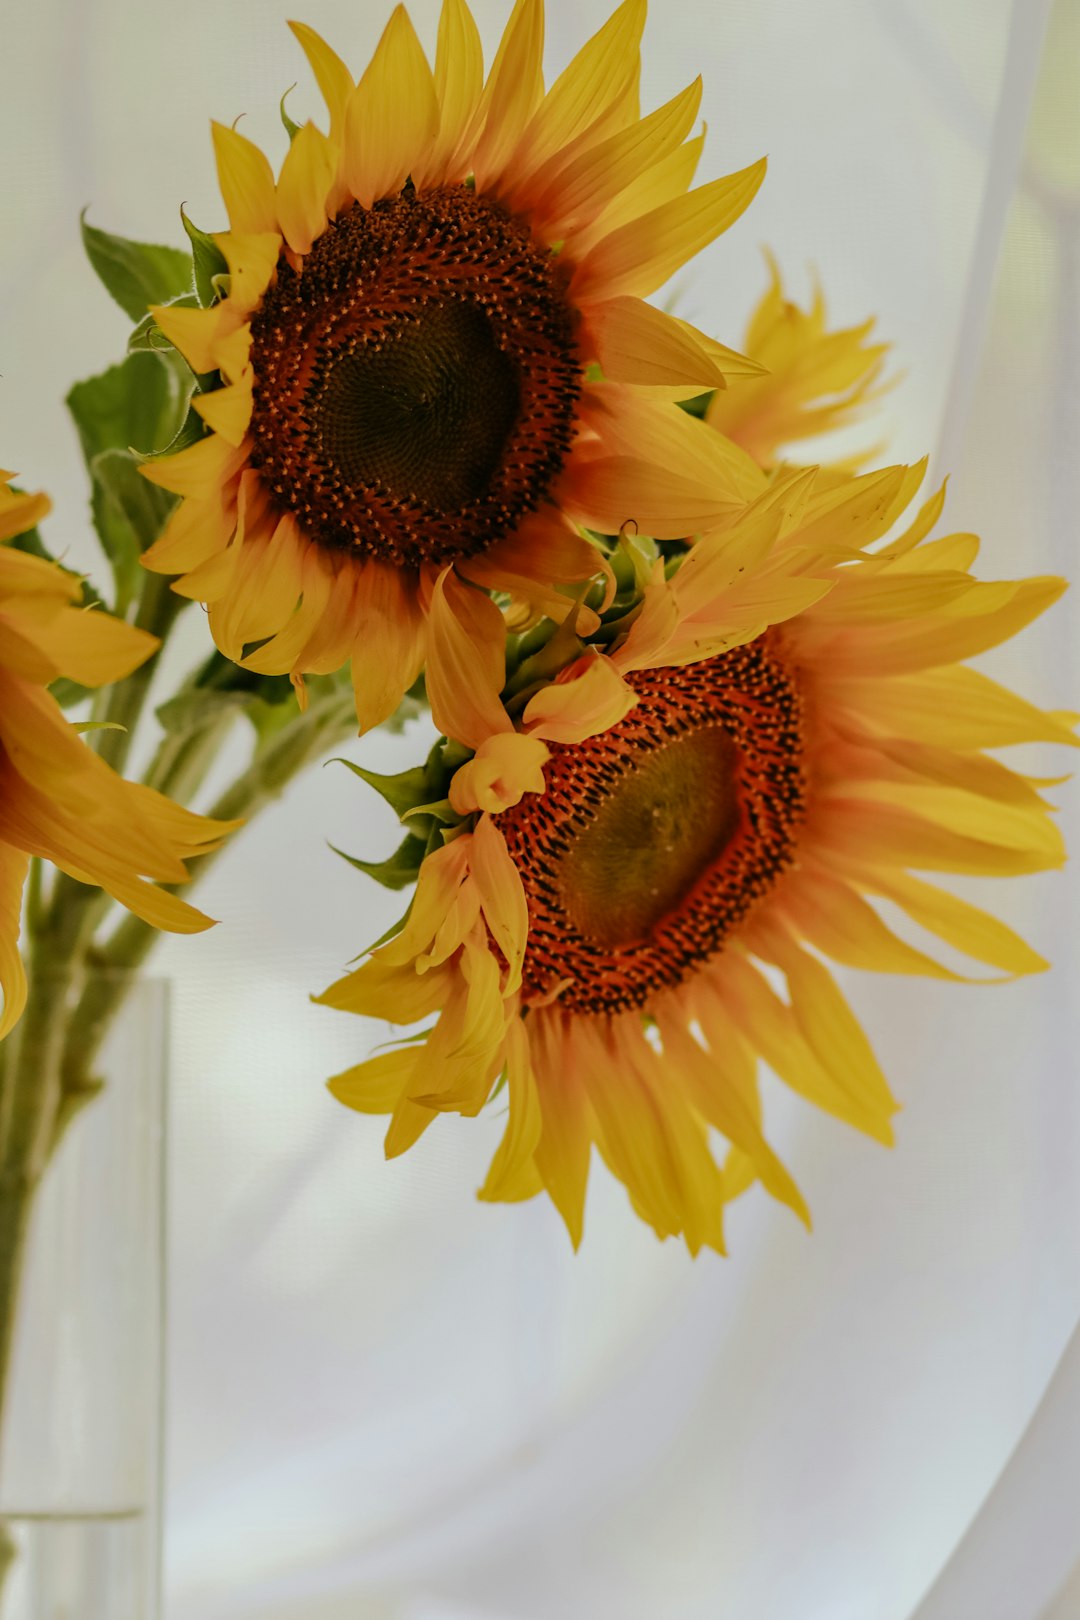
xmin=559 ymin=728 xmax=740 ymax=947
xmin=247 ymin=187 xmax=581 ymax=570
xmin=499 ymin=639 xmax=808 ymax=1015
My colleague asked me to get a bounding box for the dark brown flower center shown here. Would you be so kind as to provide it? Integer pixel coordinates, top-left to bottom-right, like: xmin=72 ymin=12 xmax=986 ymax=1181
xmin=498 ymin=637 xmax=807 ymax=1014
xmin=247 ymin=186 xmax=581 ymax=569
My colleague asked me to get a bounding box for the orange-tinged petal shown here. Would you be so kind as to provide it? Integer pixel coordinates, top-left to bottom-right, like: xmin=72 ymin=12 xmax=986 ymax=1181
xmin=348 ymin=560 xmax=428 ymax=735
xmin=560 ymin=453 xmax=741 ymax=538
xmin=211 ymin=122 xmax=278 ymax=236
xmin=426 ymin=569 xmax=511 ymax=750
xmin=30 ymin=606 xmax=158 ymax=687
xmin=448 ymin=731 xmax=549 ymax=816
xmin=0 ymin=840 xmax=29 ymax=1038
xmin=717 ymin=950 xmax=893 ymax=1144
xmin=523 ymin=651 xmax=636 ymax=744
xmin=857 ymin=867 xmax=1049 ymax=977
xmin=315 ymin=955 xmax=454 ymax=1022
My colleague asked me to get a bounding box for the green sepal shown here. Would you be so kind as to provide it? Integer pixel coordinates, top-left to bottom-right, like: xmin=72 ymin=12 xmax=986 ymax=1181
xmin=329 ymin=832 xmax=428 ymax=892
xmin=676 ymin=389 xmax=716 ymax=421
xmin=402 ymin=797 xmax=456 ymax=825
xmin=181 ymin=207 xmax=229 ymax=308
xmin=280 ymin=86 xmax=302 ymax=141
xmin=80 ymin=213 xmax=194 ymax=323
xmin=331 ymin=758 xmax=431 ymax=819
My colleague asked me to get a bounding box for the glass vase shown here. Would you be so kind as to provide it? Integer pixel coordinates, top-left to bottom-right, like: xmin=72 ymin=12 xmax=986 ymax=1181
xmin=0 ymin=976 xmax=168 ymax=1620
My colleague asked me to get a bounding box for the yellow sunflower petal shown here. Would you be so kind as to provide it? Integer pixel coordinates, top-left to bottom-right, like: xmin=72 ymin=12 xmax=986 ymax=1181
xmin=529 ymin=1010 xmax=592 ymax=1248
xmin=0 ymin=482 xmax=51 ymax=545
xmin=149 ymin=302 xmax=240 ymax=377
xmin=512 ymin=0 xmax=645 ymax=178
xmin=344 ymin=5 xmax=439 ymax=208
xmin=329 ymin=1044 xmax=421 ymax=1115
xmin=288 ymin=20 xmax=354 ymax=139
xmin=214 ymin=230 xmax=281 ymax=315
xmin=468 ymin=0 xmax=545 ymax=187
xmin=193 ymin=377 xmax=254 ymax=446
xmin=573 ymin=156 xmax=767 ymax=301
xmin=534 ymin=77 xmax=701 ymax=244
xmin=656 ymin=994 xmax=809 ymax=1226
xmin=717 ymin=950 xmax=894 ymax=1144
xmin=478 ymin=1017 xmax=543 ymax=1202
xmin=857 ymin=867 xmax=1049 ymax=977
xmin=469 ymin=813 xmax=529 ymax=993
xmin=211 ymin=122 xmax=278 ymax=236
xmin=428 ymin=0 xmax=484 ymax=179
xmin=574 ymin=132 xmax=705 ymax=255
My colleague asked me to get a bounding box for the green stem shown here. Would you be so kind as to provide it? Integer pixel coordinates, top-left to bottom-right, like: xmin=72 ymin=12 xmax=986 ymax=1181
xmin=94 ymin=572 xmax=186 ymax=777
xmin=55 ymin=688 xmax=357 ymax=1121
xmin=0 ymin=946 xmax=78 ymax=1440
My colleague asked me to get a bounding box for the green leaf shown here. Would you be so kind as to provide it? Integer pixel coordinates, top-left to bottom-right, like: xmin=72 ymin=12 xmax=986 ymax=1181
xmin=329 ymin=833 xmax=427 ymax=892
xmin=331 ymin=758 xmax=432 ymax=819
xmin=156 ymin=687 xmax=255 ymax=736
xmin=81 ymin=213 xmax=193 ymax=323
xmin=67 ymin=349 xmax=188 ymax=462
xmin=66 ymin=351 xmax=192 ymax=610
xmin=181 ymin=207 xmax=229 ymax=309
xmin=90 ymin=449 xmax=176 ymax=610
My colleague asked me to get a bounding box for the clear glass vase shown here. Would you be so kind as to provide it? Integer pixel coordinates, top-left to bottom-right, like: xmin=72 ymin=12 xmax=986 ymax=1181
xmin=0 ymin=976 xmax=168 ymax=1620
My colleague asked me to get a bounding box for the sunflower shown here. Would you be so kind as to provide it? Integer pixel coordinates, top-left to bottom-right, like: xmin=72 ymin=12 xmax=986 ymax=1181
xmin=315 ymin=466 xmax=1073 ymax=1252
xmin=140 ymin=0 xmax=770 ymax=730
xmin=704 ymin=255 xmax=892 ymax=471
xmin=0 ymin=475 xmax=236 ymax=1037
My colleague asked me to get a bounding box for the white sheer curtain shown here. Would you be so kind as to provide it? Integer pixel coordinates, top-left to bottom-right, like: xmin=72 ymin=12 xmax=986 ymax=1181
xmin=1 ymin=0 xmax=1078 ymax=1615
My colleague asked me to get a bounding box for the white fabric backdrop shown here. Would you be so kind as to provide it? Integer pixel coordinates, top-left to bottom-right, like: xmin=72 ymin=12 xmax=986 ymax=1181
xmin=1 ymin=0 xmax=1078 ymax=1615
